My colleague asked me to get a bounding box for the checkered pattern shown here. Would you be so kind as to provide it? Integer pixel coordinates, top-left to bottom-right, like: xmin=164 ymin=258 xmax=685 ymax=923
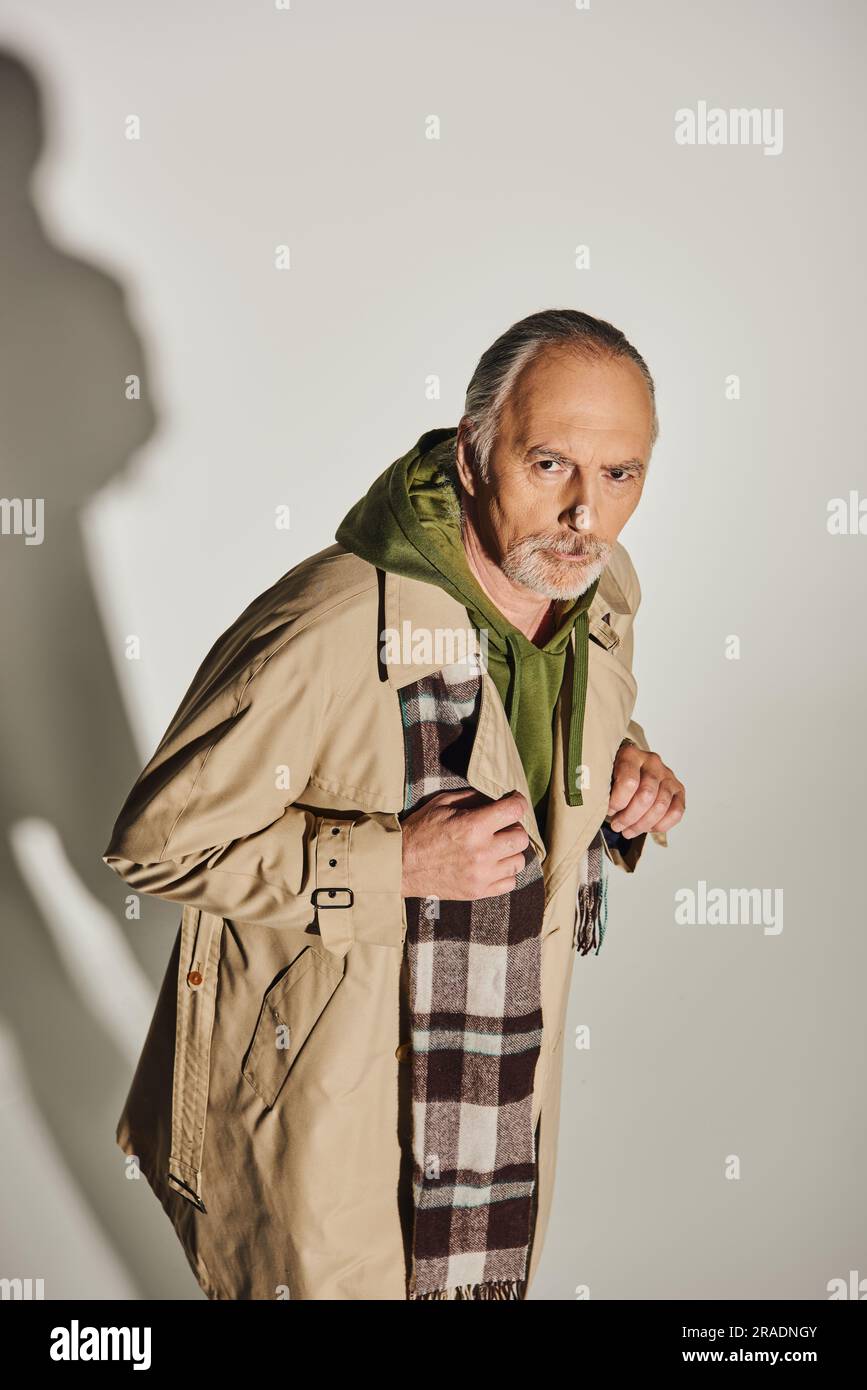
xmin=398 ymin=659 xmax=605 ymax=1299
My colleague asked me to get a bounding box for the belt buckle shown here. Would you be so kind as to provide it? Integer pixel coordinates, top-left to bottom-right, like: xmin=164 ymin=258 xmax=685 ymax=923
xmin=311 ymin=887 xmax=354 ymax=908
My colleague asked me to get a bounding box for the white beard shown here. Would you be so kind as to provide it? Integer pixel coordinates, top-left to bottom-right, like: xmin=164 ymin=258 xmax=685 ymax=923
xmin=499 ymin=538 xmax=612 ymax=601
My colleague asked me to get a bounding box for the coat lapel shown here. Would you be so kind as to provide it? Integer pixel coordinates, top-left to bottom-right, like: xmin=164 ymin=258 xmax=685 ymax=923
xmin=541 ymin=564 xmax=635 ymax=896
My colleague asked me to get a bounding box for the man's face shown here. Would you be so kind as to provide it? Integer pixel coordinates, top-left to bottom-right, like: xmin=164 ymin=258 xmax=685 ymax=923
xmin=456 ymin=348 xmax=653 ymax=601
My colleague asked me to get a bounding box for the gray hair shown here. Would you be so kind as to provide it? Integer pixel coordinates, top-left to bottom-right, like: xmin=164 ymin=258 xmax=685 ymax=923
xmin=444 ymin=308 xmax=659 ymax=484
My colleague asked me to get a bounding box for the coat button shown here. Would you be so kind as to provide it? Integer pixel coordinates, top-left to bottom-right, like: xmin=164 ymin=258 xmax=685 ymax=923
xmin=187 ymin=970 xmax=203 ymax=987
xmin=395 ymin=1041 xmax=412 ymax=1062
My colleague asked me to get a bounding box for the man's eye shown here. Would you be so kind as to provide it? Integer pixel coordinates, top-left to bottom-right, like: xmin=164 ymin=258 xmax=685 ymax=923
xmin=608 ymin=469 xmax=630 ymax=482
xmin=536 ymin=459 xmax=565 ymax=473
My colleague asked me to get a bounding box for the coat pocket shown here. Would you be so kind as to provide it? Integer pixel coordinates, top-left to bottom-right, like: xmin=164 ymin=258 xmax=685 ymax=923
xmin=241 ymin=944 xmax=345 ymax=1109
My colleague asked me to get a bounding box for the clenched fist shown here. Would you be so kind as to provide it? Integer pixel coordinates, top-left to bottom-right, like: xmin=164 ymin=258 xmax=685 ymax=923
xmin=400 ymin=788 xmax=531 ymax=900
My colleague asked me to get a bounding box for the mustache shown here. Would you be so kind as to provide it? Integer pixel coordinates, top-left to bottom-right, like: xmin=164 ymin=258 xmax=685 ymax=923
xmin=518 ymin=534 xmax=610 ymax=560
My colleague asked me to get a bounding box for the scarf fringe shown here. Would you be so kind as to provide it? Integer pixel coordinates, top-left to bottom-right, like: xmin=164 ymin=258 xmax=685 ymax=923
xmin=574 ymin=853 xmax=608 ymax=956
xmin=409 ymin=1278 xmax=526 ymax=1300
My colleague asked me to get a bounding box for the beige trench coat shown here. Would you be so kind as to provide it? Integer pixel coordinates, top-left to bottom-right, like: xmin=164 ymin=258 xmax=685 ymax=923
xmin=102 ymin=540 xmax=666 ymax=1300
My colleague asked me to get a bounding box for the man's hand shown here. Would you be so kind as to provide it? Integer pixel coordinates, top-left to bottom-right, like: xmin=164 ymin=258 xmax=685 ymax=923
xmin=607 ymin=740 xmax=685 ymax=839
xmin=400 ymin=788 xmax=530 ymax=900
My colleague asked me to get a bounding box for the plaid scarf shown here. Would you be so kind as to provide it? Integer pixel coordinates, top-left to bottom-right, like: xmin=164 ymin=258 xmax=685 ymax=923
xmin=397 ymin=661 xmax=607 ymax=1300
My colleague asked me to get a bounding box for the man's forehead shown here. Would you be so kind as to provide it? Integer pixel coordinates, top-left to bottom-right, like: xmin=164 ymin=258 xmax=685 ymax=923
xmin=512 ymin=412 xmax=649 ymax=459
xmin=506 ymin=348 xmax=652 ymax=443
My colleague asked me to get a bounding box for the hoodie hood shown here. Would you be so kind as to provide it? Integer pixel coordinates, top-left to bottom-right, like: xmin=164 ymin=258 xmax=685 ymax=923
xmin=335 ymin=427 xmax=600 ymax=821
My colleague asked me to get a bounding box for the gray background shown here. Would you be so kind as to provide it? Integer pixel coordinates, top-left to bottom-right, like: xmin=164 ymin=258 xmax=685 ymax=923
xmin=0 ymin=0 xmax=864 ymax=1299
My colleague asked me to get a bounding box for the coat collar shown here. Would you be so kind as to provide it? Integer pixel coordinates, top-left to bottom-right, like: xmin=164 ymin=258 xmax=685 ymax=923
xmin=380 ymin=564 xmax=631 ymax=887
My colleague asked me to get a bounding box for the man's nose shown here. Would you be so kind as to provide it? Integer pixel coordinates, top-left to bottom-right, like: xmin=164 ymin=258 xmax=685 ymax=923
xmin=561 ymin=474 xmax=599 ymax=533
xmin=561 ymin=494 xmax=596 ymax=534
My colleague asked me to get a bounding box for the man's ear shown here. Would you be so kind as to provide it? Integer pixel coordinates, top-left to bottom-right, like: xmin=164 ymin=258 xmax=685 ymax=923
xmin=455 ymin=424 xmax=479 ymax=499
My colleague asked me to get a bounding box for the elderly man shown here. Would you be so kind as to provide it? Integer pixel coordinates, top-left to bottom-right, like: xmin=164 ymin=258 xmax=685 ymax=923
xmin=103 ymin=307 xmax=684 ymax=1301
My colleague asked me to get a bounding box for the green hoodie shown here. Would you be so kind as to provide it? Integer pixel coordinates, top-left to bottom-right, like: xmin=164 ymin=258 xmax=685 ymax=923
xmin=335 ymin=426 xmax=600 ymax=837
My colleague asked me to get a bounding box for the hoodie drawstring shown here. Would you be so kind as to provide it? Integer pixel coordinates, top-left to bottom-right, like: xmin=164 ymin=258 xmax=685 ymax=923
xmin=566 ymin=611 xmax=589 ymax=809
xmin=504 ymin=634 xmax=520 ymax=729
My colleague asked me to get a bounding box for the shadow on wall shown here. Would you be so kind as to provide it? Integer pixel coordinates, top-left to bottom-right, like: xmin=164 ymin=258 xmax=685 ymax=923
xmin=0 ymin=48 xmax=201 ymax=1299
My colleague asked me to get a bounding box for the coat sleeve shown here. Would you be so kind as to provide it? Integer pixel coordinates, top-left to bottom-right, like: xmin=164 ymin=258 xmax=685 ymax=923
xmin=601 ymin=550 xmax=668 ymax=876
xmin=101 ymin=608 xmax=404 ymax=933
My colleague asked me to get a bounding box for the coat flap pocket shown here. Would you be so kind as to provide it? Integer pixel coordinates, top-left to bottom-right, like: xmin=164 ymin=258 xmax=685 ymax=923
xmin=242 ymin=945 xmax=345 ymax=1109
